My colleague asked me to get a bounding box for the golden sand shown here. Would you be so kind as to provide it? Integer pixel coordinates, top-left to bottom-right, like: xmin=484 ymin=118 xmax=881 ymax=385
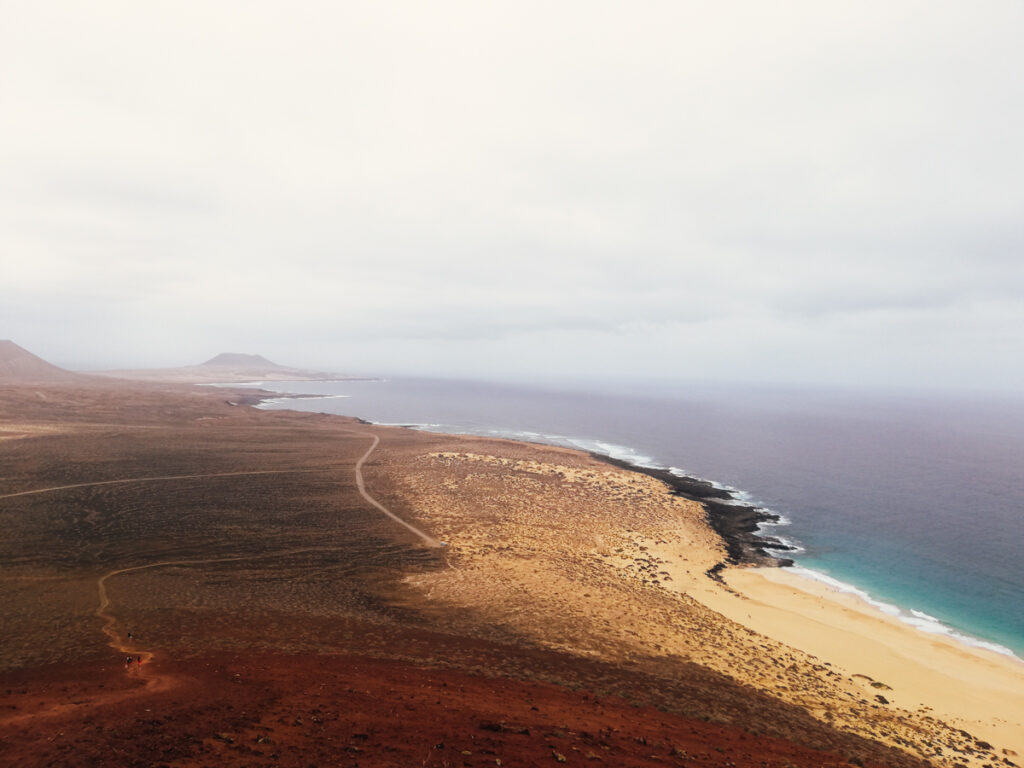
xmin=386 ymin=443 xmax=1023 ymax=768
xmin=699 ymin=566 xmax=1024 ymax=759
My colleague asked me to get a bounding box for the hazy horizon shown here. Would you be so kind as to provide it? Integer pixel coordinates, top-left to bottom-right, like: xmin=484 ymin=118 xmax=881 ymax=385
xmin=4 ymin=2 xmax=1023 ymax=394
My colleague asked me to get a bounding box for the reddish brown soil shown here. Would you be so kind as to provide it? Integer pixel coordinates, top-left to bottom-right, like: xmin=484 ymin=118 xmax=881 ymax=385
xmin=1 ymin=652 xmax=888 ymax=768
xmin=0 ymin=371 xmax=928 ymax=768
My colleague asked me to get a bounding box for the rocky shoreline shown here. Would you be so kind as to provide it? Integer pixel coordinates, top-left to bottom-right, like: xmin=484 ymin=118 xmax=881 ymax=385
xmin=241 ymin=383 xmax=795 ymax=572
xmin=590 ymin=454 xmax=796 ymax=570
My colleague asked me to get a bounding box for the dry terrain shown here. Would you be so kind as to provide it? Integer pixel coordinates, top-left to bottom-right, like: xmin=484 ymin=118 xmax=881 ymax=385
xmin=0 ymin=361 xmax=1015 ymax=767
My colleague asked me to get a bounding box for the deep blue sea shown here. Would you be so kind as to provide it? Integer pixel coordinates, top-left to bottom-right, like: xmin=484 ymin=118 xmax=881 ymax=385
xmin=241 ymin=377 xmax=1024 ymax=659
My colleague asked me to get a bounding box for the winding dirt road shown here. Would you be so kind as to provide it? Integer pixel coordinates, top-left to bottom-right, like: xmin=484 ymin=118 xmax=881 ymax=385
xmin=1 ymin=428 xmax=441 ymax=721
xmin=1 ymin=432 xmax=440 ymax=550
xmin=0 ymin=468 xmax=330 ymax=501
xmin=351 ymin=433 xmax=441 ymax=548
xmin=92 ymin=429 xmax=439 ymax=657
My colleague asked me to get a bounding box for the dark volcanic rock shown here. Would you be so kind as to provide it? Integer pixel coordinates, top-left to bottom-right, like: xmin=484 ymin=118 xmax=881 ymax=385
xmin=592 ymin=453 xmax=794 ymax=570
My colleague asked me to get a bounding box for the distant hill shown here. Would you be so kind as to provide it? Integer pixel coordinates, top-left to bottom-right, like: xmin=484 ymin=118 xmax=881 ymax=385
xmin=98 ymin=351 xmax=365 ymax=384
xmin=200 ymin=353 xmax=284 ymax=369
xmin=0 ymin=340 xmax=87 ymax=384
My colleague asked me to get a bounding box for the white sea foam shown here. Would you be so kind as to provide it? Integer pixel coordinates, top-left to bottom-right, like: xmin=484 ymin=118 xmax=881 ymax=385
xmin=753 ymin=528 xmax=806 ymax=554
xmin=255 ymin=393 xmax=350 ymax=409
xmin=499 ymin=429 xmax=554 ymax=441
xmin=254 ymin=397 xmax=288 ymax=407
xmin=363 ymin=422 xmax=448 ymax=431
xmin=667 ymin=467 xmax=757 ymax=499
xmin=207 ymin=379 xmax=369 ymax=387
xmin=481 ymin=430 xmax=664 ymax=469
xmin=770 ymin=537 xmax=806 ymax=555
xmin=563 ymin=437 xmax=663 ymax=468
xmin=788 ymin=566 xmax=1020 ymax=660
xmin=715 ymin=497 xmax=755 ymax=507
xmin=757 ymin=511 xmax=792 ymax=527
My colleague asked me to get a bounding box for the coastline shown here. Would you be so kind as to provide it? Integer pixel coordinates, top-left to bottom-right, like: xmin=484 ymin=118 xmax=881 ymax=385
xmin=590 ymin=453 xmax=796 ymax=570
xmin=0 ymin=377 xmax=923 ymax=768
xmin=246 ymin=386 xmax=1024 ymax=761
xmin=689 ymin=566 xmax=1024 ymax=758
xmin=4 ymin=374 xmax=1019 ymax=766
xmin=385 ymin=430 xmax=1024 ymax=765
xmin=589 ymin=453 xmax=1024 ymax=757
xmin=589 ymin=451 xmax=1024 ymax=665
xmin=248 ymin=384 xmax=1021 ymax=665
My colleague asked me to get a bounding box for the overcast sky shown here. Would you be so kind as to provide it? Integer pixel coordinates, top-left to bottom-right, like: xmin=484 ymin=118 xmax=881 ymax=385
xmin=2 ymin=1 xmax=1023 ymax=392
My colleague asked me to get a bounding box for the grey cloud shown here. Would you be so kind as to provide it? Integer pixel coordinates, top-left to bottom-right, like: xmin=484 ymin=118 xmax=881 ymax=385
xmin=44 ymin=175 xmax=220 ymax=218
xmin=3 ymin=1 xmax=1024 ymax=390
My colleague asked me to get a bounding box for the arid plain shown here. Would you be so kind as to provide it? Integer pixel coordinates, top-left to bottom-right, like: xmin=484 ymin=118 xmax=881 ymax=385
xmin=0 ymin=342 xmax=1019 ymax=767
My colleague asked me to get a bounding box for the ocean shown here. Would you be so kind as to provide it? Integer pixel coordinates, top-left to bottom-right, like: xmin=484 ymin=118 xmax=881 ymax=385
xmin=242 ymin=376 xmax=1024 ymax=660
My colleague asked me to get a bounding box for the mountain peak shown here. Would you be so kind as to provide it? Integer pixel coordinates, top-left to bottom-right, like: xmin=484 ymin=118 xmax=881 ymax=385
xmin=0 ymin=340 xmax=83 ymax=383
xmin=200 ymin=353 xmax=283 ymax=369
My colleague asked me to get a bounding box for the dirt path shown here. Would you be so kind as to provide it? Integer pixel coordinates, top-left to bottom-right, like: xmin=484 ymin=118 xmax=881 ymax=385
xmin=2 ymin=433 xmax=439 ymax=549
xmin=351 ymin=432 xmax=441 ymax=548
xmin=1 ymin=428 xmax=441 ymax=724
xmin=91 ymin=429 xmax=440 ymax=671
xmin=94 ymin=553 xmax=290 ymax=696
xmin=0 ymin=554 xmax=276 ymax=726
xmin=0 ymin=468 xmax=331 ymax=501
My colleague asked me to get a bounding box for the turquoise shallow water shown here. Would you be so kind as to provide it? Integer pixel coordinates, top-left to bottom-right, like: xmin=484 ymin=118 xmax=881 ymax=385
xmin=246 ymin=377 xmax=1024 ymax=659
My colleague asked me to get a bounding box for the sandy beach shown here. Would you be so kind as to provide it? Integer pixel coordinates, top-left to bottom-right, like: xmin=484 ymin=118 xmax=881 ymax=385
xmin=700 ymin=566 xmax=1024 ymax=759
xmin=382 ymin=442 xmax=1023 ymax=767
